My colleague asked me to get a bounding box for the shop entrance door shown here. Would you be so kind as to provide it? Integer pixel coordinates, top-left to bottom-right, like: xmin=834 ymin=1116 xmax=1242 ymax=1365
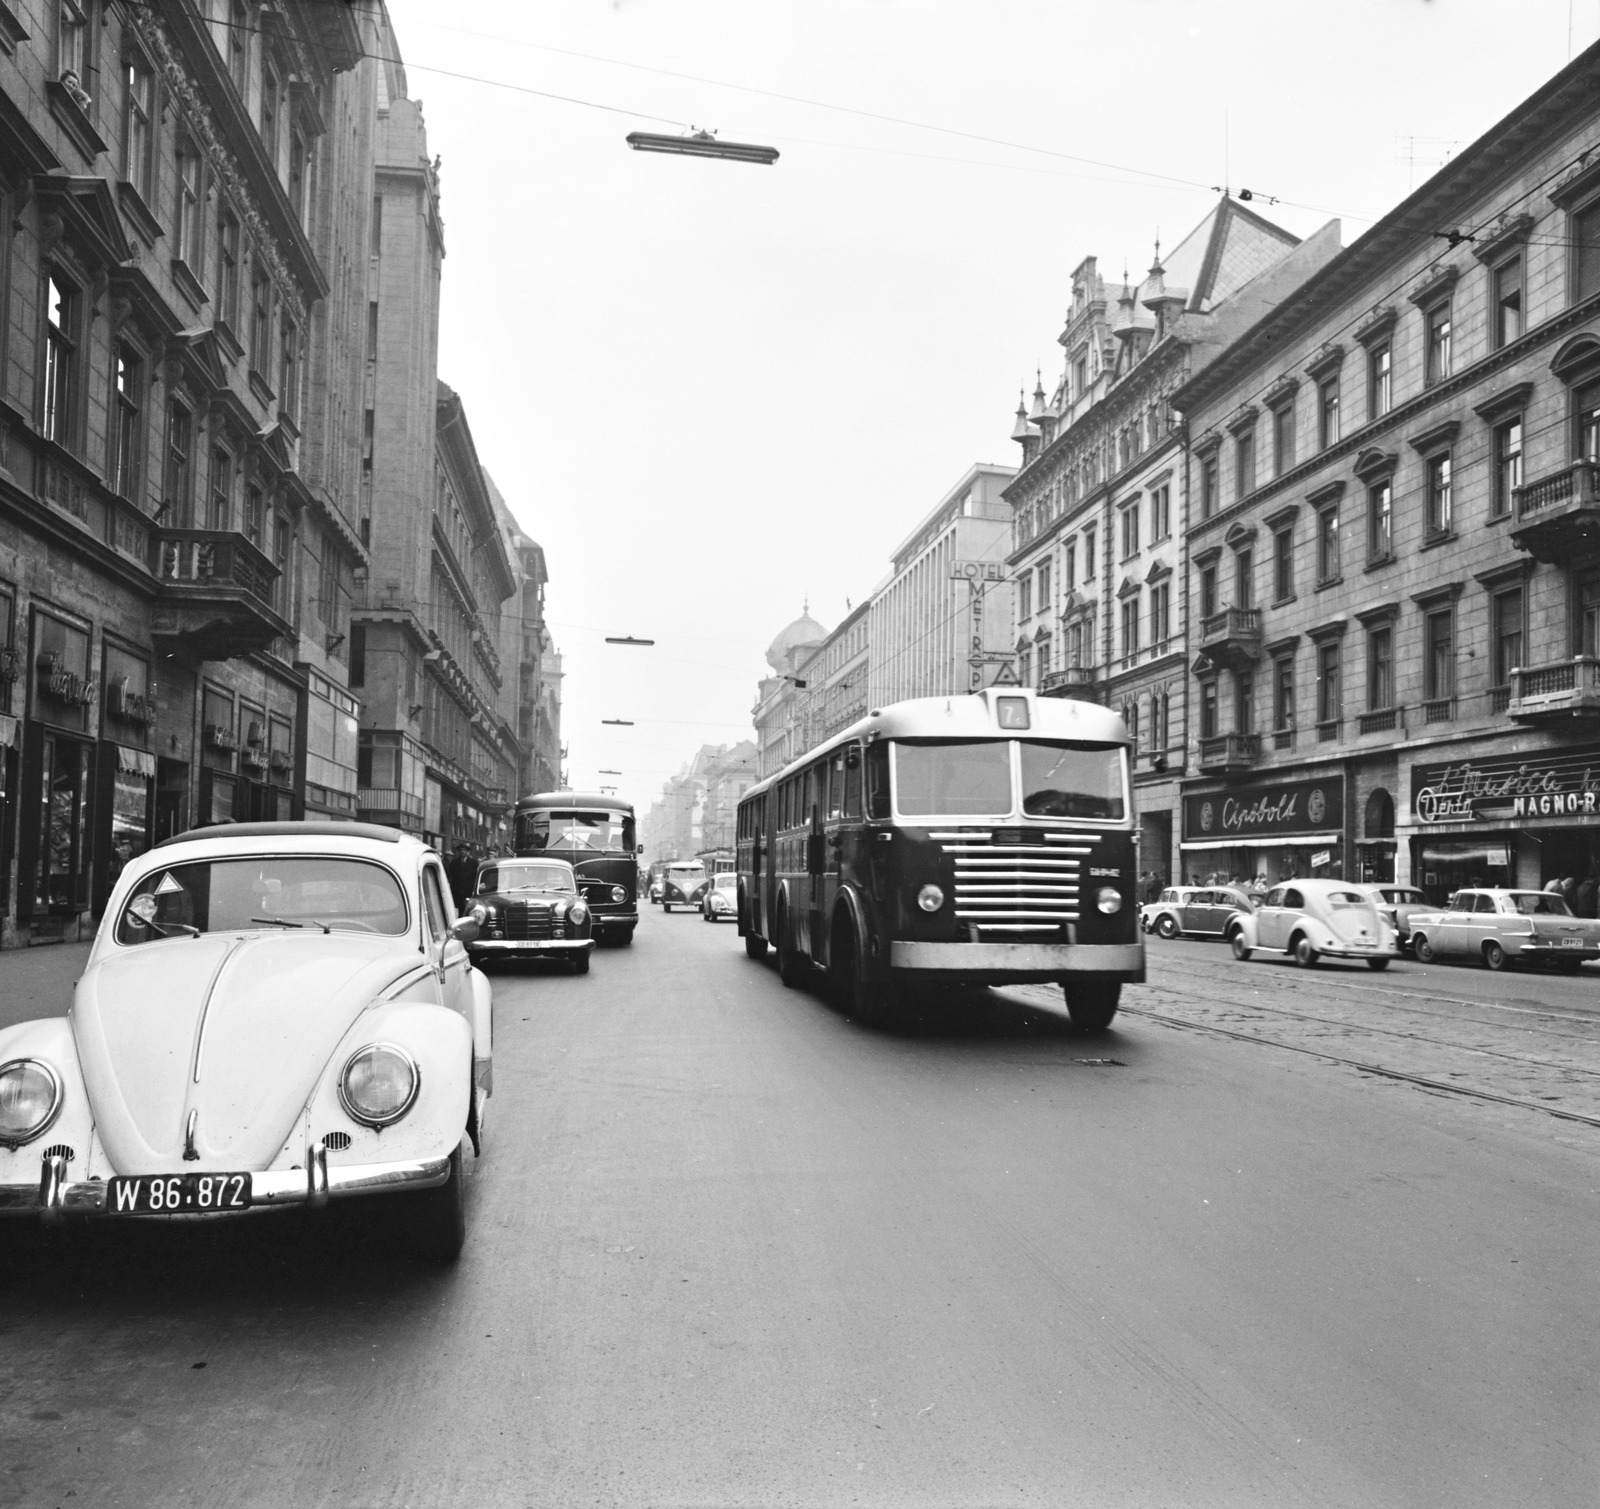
xmin=155 ymin=759 xmax=190 ymax=842
xmin=20 ymin=726 xmax=93 ymax=918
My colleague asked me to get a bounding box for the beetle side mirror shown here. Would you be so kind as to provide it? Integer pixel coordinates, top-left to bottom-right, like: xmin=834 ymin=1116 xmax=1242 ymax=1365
xmin=449 ymin=905 xmax=485 ymax=943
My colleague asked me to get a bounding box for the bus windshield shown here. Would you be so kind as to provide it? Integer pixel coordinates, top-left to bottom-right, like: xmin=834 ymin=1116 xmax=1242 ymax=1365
xmin=893 ymin=739 xmax=1125 ymax=820
xmin=520 ymin=810 xmax=632 ymax=853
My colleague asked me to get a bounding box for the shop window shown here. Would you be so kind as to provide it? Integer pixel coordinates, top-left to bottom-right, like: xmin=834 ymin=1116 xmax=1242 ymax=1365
xmin=1365 ymin=789 xmax=1395 ymax=839
xmin=35 ymin=732 xmax=91 ymax=913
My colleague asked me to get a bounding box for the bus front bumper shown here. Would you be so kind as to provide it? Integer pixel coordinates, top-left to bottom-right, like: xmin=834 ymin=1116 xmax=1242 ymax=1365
xmin=888 ymin=941 xmax=1144 ymax=983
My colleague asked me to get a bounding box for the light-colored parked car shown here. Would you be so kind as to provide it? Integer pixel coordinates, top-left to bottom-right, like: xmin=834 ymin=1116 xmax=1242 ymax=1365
xmin=1141 ymin=886 xmax=1198 ymax=933
xmin=701 ymin=871 xmax=738 ymax=922
xmin=1408 ymin=888 xmax=1600 ymax=971
xmin=1355 ymin=884 xmax=1433 ymax=956
xmin=469 ymin=857 xmax=594 ymax=973
xmin=1227 ymin=878 xmax=1400 ymax=969
xmin=0 ymin=821 xmax=492 ymax=1259
xmin=1144 ymin=885 xmax=1255 ymax=940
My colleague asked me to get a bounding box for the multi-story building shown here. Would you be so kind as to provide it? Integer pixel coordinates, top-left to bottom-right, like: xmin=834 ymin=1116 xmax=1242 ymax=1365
xmin=0 ymin=0 xmax=372 ymax=944
xmin=696 ymin=739 xmax=757 ymax=863
xmin=868 ymin=463 xmax=1016 ymax=708
xmin=1004 ymin=203 xmax=1339 ymax=886
xmin=752 ymin=607 xmax=827 ymax=777
xmin=1170 ymin=40 xmax=1600 ymax=901
xmin=490 ymin=475 xmax=561 ymax=798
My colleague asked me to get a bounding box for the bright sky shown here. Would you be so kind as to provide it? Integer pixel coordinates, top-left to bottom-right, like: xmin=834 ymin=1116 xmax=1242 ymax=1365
xmin=384 ymin=0 xmax=1600 ymax=816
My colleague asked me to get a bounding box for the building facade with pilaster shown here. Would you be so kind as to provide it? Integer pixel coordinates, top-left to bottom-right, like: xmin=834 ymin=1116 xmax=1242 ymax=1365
xmin=1170 ymin=41 xmax=1600 ymax=902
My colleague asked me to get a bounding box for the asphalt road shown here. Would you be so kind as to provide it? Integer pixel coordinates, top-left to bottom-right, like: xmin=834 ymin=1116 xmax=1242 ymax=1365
xmin=3 ymin=912 xmax=1599 ymax=1508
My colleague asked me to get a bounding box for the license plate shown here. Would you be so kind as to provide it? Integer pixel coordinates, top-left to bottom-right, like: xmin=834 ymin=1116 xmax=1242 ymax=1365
xmin=108 ymin=1173 xmax=252 ymax=1214
xmin=1561 ymin=937 xmax=1585 ymax=949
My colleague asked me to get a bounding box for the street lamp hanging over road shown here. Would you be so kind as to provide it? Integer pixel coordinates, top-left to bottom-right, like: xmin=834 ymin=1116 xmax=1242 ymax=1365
xmin=625 ymin=130 xmax=779 ymax=166
xmin=602 ymin=719 xmax=634 ymax=726
xmin=605 ymin=636 xmax=655 ymax=646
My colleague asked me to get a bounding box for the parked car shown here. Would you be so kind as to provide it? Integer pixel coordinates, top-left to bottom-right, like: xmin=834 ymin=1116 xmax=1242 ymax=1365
xmin=0 ymin=821 xmax=491 ymax=1259
xmin=469 ymin=857 xmax=594 ymax=973
xmin=1227 ymin=878 xmax=1400 ymax=969
xmin=660 ymin=862 xmax=709 ymax=913
xmin=1355 ymin=884 xmax=1432 ymax=955
xmin=1407 ymin=888 xmax=1600 ymax=971
xmin=1144 ymin=885 xmax=1255 ymax=940
xmin=702 ymin=871 xmax=738 ymax=922
xmin=1141 ymin=886 xmax=1198 ymax=933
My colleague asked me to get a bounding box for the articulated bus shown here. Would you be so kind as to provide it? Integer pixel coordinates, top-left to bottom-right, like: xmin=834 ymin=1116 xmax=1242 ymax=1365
xmin=734 ymin=689 xmax=1143 ymax=1029
xmin=514 ymin=790 xmax=640 ymax=945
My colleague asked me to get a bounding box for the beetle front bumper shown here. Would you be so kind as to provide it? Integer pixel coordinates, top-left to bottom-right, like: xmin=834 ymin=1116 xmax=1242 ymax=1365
xmin=0 ymin=1145 xmax=453 ymax=1222
xmin=469 ymin=937 xmax=593 ymax=956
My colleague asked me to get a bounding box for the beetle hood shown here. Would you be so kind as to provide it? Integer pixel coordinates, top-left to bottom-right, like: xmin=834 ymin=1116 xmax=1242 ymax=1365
xmin=72 ymin=932 xmax=420 ymax=1173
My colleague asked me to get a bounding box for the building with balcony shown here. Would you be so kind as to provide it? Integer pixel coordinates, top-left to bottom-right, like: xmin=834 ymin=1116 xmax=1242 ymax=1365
xmin=1004 ymin=204 xmax=1338 ymax=889
xmin=1170 ymin=39 xmax=1600 ymax=900
xmin=0 ymin=0 xmax=377 ymax=944
xmin=752 ymin=606 xmax=828 ymax=778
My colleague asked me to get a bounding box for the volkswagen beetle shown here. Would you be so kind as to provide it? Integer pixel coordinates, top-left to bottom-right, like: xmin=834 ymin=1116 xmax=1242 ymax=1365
xmin=701 ymin=871 xmax=738 ymax=922
xmin=0 ymin=821 xmax=492 ymax=1259
xmin=1226 ymin=878 xmax=1400 ymax=969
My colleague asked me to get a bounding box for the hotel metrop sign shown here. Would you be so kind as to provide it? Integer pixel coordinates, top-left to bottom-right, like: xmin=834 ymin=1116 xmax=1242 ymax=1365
xmin=1411 ymin=745 xmax=1600 ymax=825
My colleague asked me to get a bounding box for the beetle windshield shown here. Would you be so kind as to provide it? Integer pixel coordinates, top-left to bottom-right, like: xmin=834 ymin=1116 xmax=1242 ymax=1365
xmin=478 ymin=862 xmax=576 ymax=894
xmin=117 ymin=857 xmax=409 ymax=944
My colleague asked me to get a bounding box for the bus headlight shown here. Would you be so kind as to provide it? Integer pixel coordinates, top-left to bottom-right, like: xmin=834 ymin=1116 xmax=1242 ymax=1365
xmin=917 ymin=884 xmax=945 ymax=913
xmin=1096 ymin=887 xmax=1123 ymax=914
xmin=610 ymin=885 xmax=627 ymax=903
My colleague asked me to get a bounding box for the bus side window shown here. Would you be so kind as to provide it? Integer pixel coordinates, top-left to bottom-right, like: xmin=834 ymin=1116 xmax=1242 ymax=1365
xmin=865 ymin=742 xmax=890 ymax=819
xmin=829 ymin=753 xmax=846 ymax=819
xmin=842 ymin=745 xmax=862 ymax=817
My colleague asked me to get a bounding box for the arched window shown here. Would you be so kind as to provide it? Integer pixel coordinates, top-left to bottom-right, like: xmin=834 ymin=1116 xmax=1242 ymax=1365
xmin=1365 ymin=787 xmax=1395 ymax=839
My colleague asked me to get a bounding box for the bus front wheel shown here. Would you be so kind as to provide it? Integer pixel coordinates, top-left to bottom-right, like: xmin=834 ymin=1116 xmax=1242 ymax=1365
xmin=835 ymin=919 xmax=904 ymax=1027
xmin=1062 ymin=980 xmax=1120 ymax=1033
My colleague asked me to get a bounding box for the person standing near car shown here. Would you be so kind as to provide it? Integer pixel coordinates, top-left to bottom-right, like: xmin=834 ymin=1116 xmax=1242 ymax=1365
xmin=447 ymin=842 xmax=478 ymax=912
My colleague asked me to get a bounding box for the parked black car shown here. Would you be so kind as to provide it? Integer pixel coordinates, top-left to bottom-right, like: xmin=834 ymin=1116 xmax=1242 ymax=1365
xmin=468 ymin=858 xmax=594 ymax=973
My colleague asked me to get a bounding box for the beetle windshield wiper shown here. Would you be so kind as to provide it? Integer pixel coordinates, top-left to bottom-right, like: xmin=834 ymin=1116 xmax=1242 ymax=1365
xmin=250 ymin=915 xmax=332 ymax=934
xmin=151 ymin=920 xmax=201 ymax=938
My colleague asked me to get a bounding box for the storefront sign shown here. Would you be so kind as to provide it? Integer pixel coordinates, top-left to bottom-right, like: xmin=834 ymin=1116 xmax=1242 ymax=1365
xmin=1182 ymin=776 xmax=1344 ymax=842
xmin=1411 ymin=745 xmax=1600 ymax=825
xmin=1310 ymin=849 xmax=1331 ymax=868
xmin=950 ymin=560 xmax=1007 ymax=582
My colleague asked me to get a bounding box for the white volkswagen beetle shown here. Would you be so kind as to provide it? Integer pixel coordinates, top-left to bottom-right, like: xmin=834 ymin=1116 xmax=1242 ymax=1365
xmin=1226 ymin=877 xmax=1401 ymax=969
xmin=0 ymin=822 xmax=492 ymax=1259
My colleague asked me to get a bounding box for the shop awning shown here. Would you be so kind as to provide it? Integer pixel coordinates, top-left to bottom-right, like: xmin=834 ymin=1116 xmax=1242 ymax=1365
xmin=1418 ymin=841 xmax=1510 ymax=866
xmin=1181 ymin=832 xmax=1342 ymax=851
xmin=116 ymin=745 xmax=156 ymax=777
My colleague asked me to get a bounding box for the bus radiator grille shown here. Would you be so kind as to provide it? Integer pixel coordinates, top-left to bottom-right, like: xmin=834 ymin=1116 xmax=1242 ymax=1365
xmin=941 ymin=831 xmax=1099 ymax=925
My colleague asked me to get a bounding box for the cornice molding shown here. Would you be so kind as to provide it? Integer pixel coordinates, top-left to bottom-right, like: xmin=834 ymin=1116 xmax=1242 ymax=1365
xmin=1411 ymin=581 xmax=1465 ymax=608
xmin=1352 ymin=305 xmax=1398 ymax=350
xmin=1355 ymin=600 xmax=1400 ymax=625
xmin=1304 ymin=343 xmax=1345 ymax=383
xmin=1471 ymin=212 xmax=1535 ymax=265
xmin=1407 ymin=263 xmax=1461 ymax=309
xmin=1471 ymin=381 xmax=1534 ymax=423
xmin=1307 ymin=479 xmax=1346 ymax=510
xmin=1408 ymin=417 xmax=1461 ymax=455
xmin=1352 ymin=446 xmax=1398 ymax=481
xmin=1262 ymin=374 xmax=1299 ymax=412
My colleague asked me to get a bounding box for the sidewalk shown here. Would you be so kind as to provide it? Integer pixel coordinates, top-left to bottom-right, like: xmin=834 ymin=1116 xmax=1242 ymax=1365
xmin=0 ymin=940 xmax=91 ymax=1032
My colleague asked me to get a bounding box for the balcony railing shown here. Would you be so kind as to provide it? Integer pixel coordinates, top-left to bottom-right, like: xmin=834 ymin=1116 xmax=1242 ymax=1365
xmin=1358 ymin=706 xmax=1402 ymax=735
xmin=1507 ymin=656 xmax=1600 ymax=723
xmin=1198 ymin=731 xmax=1261 ymax=770
xmin=1272 ymin=726 xmax=1295 ymax=750
xmin=149 ymin=528 xmax=289 ymax=660
xmin=1039 ymin=665 xmax=1100 ymax=700
xmin=1510 ymin=461 xmax=1600 ymax=563
xmin=1198 ymin=606 xmax=1262 ymax=670
xmin=1421 ymin=696 xmax=1456 ymax=724
xmin=1489 ymin=686 xmax=1512 ymax=715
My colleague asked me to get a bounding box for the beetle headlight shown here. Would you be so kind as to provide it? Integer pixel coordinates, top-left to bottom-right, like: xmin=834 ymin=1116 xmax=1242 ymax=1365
xmin=610 ymin=884 xmax=627 ymax=903
xmin=1096 ymin=887 xmax=1123 ymax=914
xmin=570 ymin=900 xmax=590 ymax=925
xmin=0 ymin=1059 xmax=63 ymax=1148
xmin=339 ymin=1044 xmax=419 ymax=1128
xmin=917 ymin=884 xmax=944 ymax=913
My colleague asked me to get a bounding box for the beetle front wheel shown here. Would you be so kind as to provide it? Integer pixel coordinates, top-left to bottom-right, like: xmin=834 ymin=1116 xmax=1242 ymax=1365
xmin=408 ymin=1142 xmax=465 ymax=1262
xmin=1229 ymin=930 xmax=1252 ymax=961
xmin=1292 ymin=935 xmax=1319 ymax=968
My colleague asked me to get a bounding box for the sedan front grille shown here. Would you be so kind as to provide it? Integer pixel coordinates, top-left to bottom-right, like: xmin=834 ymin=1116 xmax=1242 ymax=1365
xmin=934 ymin=830 xmax=1101 ymax=932
xmin=502 ymin=902 xmax=556 ymax=940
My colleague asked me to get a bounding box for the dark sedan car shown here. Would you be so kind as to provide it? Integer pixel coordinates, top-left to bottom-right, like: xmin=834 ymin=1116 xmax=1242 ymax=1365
xmin=468 ymin=858 xmax=594 ymax=973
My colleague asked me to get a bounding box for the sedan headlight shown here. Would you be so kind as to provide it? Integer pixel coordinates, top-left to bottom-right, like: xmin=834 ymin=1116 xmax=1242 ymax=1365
xmin=610 ymin=885 xmax=627 ymax=903
xmin=917 ymin=884 xmax=944 ymax=913
xmin=569 ymin=900 xmax=590 ymax=925
xmin=1096 ymin=887 xmax=1123 ymax=914
xmin=339 ymin=1044 xmax=419 ymax=1128
xmin=0 ymin=1059 xmax=63 ymax=1148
